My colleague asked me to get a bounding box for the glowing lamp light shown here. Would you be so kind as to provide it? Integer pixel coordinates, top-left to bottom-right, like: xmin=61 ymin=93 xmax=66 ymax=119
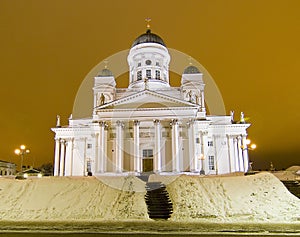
xmin=14 ymin=149 xmax=21 ymax=155
xmin=250 ymin=144 xmax=257 ymax=150
xmin=14 ymin=144 xmax=30 ymax=172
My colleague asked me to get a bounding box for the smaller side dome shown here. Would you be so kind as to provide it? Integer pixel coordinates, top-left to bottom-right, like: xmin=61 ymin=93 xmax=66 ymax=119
xmin=97 ymin=68 xmax=113 ymax=77
xmin=183 ymin=65 xmax=201 ymax=74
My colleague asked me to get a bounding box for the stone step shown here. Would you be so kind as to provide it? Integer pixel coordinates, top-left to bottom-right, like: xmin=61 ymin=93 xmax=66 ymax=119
xmin=144 ymin=181 xmax=173 ymax=220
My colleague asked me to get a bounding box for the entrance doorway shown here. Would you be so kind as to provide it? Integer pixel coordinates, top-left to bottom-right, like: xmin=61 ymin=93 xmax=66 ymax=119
xmin=142 ymin=149 xmax=153 ymax=172
xmin=143 ymin=158 xmax=153 ymax=172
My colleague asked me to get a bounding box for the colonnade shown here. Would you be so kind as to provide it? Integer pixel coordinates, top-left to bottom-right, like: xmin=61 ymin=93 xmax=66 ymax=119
xmin=53 ymin=121 xmax=250 ymax=176
xmin=227 ymin=134 xmax=249 ymax=172
xmin=113 ymin=119 xmax=181 ymax=173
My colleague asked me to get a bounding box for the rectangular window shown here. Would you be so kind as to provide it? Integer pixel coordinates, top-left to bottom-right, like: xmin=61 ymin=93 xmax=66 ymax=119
xmin=196 ymin=138 xmax=200 ymax=144
xmin=156 ymin=62 xmax=160 ymax=66
xmin=137 ymin=62 xmax=141 ymax=67
xmin=208 ymin=141 xmax=213 ymax=146
xmin=208 ymin=156 xmax=215 ymax=170
xmin=146 ymin=69 xmax=151 ymax=79
xmin=87 ymin=144 xmax=92 ymax=149
xmin=155 ymin=70 xmax=160 ymax=79
xmin=143 ymin=149 xmax=153 ymax=158
xmin=137 ymin=71 xmax=142 ymax=80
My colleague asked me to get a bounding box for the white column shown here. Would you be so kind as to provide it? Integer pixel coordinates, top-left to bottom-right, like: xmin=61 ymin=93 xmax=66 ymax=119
xmin=171 ymin=119 xmax=180 ymax=172
xmin=133 ymin=120 xmax=140 ymax=172
xmin=233 ymin=137 xmax=240 ymax=171
xmin=227 ymin=135 xmax=234 ymax=173
xmin=64 ymin=139 xmax=73 ymax=176
xmin=242 ymin=135 xmax=249 ymax=172
xmin=237 ymin=136 xmax=244 ymax=172
xmin=59 ymin=140 xmax=66 ymax=176
xmin=115 ymin=121 xmax=124 ymax=173
xmin=188 ymin=120 xmax=196 ymax=172
xmin=98 ymin=122 xmax=106 ymax=173
xmin=104 ymin=125 xmax=108 ymax=172
xmin=83 ymin=138 xmax=87 ymax=176
xmin=201 ymin=90 xmax=206 ymax=112
xmin=213 ymin=135 xmax=218 ymax=175
xmin=199 ymin=131 xmax=206 ymax=174
xmin=154 ymin=119 xmax=162 ymax=173
xmin=54 ymin=138 xmax=60 ymax=176
xmin=95 ymin=133 xmax=99 ymax=172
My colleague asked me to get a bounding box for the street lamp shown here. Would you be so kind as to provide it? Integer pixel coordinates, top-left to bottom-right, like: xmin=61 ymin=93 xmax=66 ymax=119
xmin=14 ymin=145 xmax=30 ymax=172
xmin=241 ymin=139 xmax=256 ymax=174
xmin=199 ymin=154 xmax=205 ymax=175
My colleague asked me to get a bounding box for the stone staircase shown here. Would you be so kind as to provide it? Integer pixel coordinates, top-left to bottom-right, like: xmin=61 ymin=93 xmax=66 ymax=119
xmin=282 ymin=180 xmax=300 ymax=199
xmin=145 ymin=182 xmax=173 ymax=220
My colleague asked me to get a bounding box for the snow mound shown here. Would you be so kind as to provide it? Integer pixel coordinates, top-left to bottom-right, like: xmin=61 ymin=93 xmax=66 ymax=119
xmin=0 ymin=173 xmax=299 ymax=223
xmin=0 ymin=176 xmax=148 ymax=221
xmin=164 ymin=172 xmax=300 ymax=222
xmin=286 ymin=166 xmax=300 ymax=172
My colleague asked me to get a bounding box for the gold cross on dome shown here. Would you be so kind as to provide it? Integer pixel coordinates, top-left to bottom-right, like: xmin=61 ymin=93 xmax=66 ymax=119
xmin=145 ymin=17 xmax=151 ymax=29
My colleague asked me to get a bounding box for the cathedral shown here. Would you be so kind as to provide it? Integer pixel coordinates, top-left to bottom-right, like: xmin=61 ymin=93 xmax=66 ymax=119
xmin=52 ymin=27 xmax=250 ymax=176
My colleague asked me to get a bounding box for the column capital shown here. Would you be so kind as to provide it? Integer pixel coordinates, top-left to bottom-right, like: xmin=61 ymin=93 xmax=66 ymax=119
xmin=116 ymin=120 xmax=124 ymax=128
xmin=199 ymin=130 xmax=208 ymax=136
xmin=99 ymin=121 xmax=106 ymax=127
xmin=153 ymin=119 xmax=160 ymax=124
xmin=171 ymin=119 xmax=178 ymax=126
xmin=133 ymin=120 xmax=140 ymax=126
xmin=65 ymin=138 xmax=74 ymax=143
xmin=187 ymin=118 xmax=195 ymax=128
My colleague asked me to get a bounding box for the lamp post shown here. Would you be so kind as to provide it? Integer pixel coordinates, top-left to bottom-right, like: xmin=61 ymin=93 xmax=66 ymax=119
xmin=199 ymin=154 xmax=205 ymax=175
xmin=14 ymin=145 xmax=30 ymax=172
xmin=241 ymin=139 xmax=256 ymax=174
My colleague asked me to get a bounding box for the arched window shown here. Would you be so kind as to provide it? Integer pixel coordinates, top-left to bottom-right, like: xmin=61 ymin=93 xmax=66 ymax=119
xmin=155 ymin=70 xmax=160 ymax=79
xmin=137 ymin=71 xmax=142 ymax=80
xmin=146 ymin=70 xmax=151 ymax=79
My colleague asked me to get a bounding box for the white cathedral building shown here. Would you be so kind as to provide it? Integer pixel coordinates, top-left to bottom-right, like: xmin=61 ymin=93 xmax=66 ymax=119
xmin=52 ymin=28 xmax=251 ymax=176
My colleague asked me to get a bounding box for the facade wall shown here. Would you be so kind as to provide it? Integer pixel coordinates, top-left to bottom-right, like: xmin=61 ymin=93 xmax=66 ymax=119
xmin=52 ymin=118 xmax=250 ymax=176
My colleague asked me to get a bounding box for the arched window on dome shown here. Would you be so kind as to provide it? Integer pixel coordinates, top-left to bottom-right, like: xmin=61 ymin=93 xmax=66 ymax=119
xmin=155 ymin=70 xmax=160 ymax=80
xmin=146 ymin=70 xmax=151 ymax=79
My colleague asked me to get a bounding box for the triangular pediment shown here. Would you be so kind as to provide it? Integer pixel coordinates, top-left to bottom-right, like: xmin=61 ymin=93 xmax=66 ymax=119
xmin=96 ymin=90 xmax=199 ymax=110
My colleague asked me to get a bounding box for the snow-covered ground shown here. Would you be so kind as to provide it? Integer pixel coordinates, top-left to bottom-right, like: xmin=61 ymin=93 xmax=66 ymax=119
xmin=0 ymin=172 xmax=299 ymax=223
xmin=272 ymin=166 xmax=300 ymax=181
